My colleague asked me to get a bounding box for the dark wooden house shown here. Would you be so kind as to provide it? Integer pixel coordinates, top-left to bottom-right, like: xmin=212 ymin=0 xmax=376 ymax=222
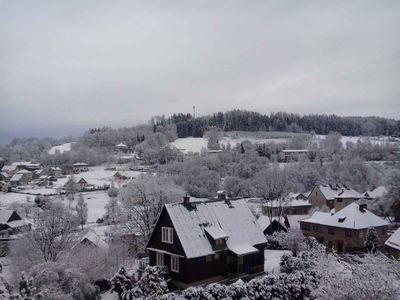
xmin=146 ymin=197 xmax=267 ymax=289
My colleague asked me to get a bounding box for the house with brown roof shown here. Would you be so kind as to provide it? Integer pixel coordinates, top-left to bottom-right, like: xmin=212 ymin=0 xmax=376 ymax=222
xmin=146 ymin=197 xmax=267 ymax=289
xmin=300 ymin=202 xmax=389 ymax=252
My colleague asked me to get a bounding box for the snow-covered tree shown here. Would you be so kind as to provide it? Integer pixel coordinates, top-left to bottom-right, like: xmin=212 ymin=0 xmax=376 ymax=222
xmin=75 ymin=194 xmax=88 ymax=230
xmin=364 ymin=226 xmax=379 ymax=253
xmin=274 ymin=229 xmax=305 ymax=257
xmin=104 ymin=197 xmax=121 ymax=224
xmin=119 ymin=174 xmax=183 ymax=250
xmin=19 ymin=202 xmax=78 ymax=262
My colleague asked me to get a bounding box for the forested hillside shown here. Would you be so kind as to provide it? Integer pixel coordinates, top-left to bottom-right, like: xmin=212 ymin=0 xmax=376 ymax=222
xmin=168 ymin=110 xmax=400 ymax=138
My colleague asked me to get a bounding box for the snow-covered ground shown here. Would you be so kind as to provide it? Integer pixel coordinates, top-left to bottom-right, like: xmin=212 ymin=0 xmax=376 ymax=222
xmin=48 ymin=142 xmax=73 ymax=154
xmin=61 ymin=191 xmax=110 ymax=223
xmin=0 ymin=192 xmax=34 ymax=208
xmin=170 ymin=136 xmax=287 ymax=153
xmin=264 ymin=249 xmax=291 ymax=274
xmin=316 ymin=135 xmax=400 ymax=148
xmin=51 ymin=166 xmax=143 ymax=189
xmin=170 ymin=133 xmax=400 ymax=153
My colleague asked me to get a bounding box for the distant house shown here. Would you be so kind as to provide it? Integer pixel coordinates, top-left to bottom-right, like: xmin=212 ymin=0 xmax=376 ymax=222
xmin=73 ymin=163 xmax=89 ymax=173
xmin=77 ymin=178 xmax=88 ymax=189
xmin=262 ymin=192 xmax=311 ymax=217
xmin=282 ymin=149 xmax=309 ymax=162
xmin=1 ymin=165 xmax=17 ymax=176
xmin=146 ymin=197 xmax=267 ymax=289
xmin=10 ymin=170 xmax=32 ymax=187
xmin=385 ymin=228 xmax=400 ymax=259
xmin=113 ymin=171 xmax=128 ymax=180
xmin=308 ymin=184 xmax=363 ymax=210
xmin=364 ymin=186 xmax=387 ymax=199
xmin=115 ymin=143 xmax=129 ymax=153
xmin=257 ymin=215 xmax=288 ymax=235
xmin=48 ymin=167 xmax=62 ymax=178
xmin=11 ymin=161 xmax=41 ymax=171
xmin=33 ymin=169 xmax=46 ymax=179
xmin=0 ymin=210 xmax=30 ymax=235
xmin=77 ymin=226 xmax=110 ymax=250
xmin=0 ymin=172 xmax=10 ymax=182
xmin=300 ymin=202 xmax=389 ymax=252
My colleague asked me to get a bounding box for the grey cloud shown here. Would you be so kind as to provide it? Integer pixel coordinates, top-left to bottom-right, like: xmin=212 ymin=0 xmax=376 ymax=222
xmin=1 ymin=0 xmax=399 ymax=142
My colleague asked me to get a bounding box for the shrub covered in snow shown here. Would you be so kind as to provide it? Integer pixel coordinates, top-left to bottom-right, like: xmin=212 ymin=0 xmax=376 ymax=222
xmin=160 ymin=272 xmax=318 ymax=300
xmin=26 ymin=262 xmax=97 ymax=300
xmin=110 ymin=266 xmax=169 ymax=300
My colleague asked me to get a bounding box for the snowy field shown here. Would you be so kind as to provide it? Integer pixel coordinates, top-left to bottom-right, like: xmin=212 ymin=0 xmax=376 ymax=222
xmin=170 ymin=136 xmax=287 ymax=153
xmin=316 ymin=135 xmax=400 ymax=148
xmin=48 ymin=142 xmax=73 ymax=154
xmin=170 ymin=133 xmax=400 ymax=153
xmin=51 ymin=166 xmax=143 ymax=189
xmin=58 ymin=191 xmax=110 ymax=223
xmin=264 ymin=249 xmax=291 ymax=274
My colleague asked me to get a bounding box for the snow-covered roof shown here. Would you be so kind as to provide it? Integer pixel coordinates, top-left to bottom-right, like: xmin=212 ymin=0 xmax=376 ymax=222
xmin=115 ymin=143 xmax=128 ymax=148
xmin=257 ymin=215 xmax=286 ymax=232
xmin=17 ymin=170 xmax=31 ymax=174
xmin=204 ymin=226 xmax=228 ymax=240
xmin=229 ymin=244 xmax=258 ymax=256
xmin=74 ymin=163 xmax=87 ymax=167
xmin=7 ymin=219 xmax=29 ymax=228
xmin=0 ymin=172 xmax=10 ymax=178
xmin=264 ymin=198 xmax=311 ymax=208
xmin=364 ymin=186 xmax=387 ymax=199
xmin=335 ymin=189 xmax=363 ymax=199
xmin=0 ymin=210 xmax=18 ymax=224
xmin=385 ymin=228 xmax=400 ymax=251
xmin=10 ymin=173 xmax=24 ymax=182
xmin=11 ymin=161 xmax=31 ymax=166
xmin=282 ymin=149 xmax=309 ymax=153
xmin=317 ymin=184 xmax=362 ymax=200
xmin=301 ymin=203 xmax=389 ymax=230
xmin=1 ymin=165 xmax=17 ymax=172
xmin=164 ymin=199 xmax=267 ymax=259
xmin=80 ymin=229 xmax=109 ymax=249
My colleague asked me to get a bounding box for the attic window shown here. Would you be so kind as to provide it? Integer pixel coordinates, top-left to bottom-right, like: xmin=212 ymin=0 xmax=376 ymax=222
xmin=338 ymin=216 xmax=346 ymax=223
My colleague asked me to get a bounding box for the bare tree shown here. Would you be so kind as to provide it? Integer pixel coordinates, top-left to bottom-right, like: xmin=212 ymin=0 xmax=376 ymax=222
xmin=21 ymin=202 xmax=78 ymax=262
xmin=119 ymin=174 xmax=184 ymax=250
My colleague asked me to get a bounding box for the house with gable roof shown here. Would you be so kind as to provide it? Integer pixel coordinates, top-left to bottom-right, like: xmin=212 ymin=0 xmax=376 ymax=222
xmin=300 ymin=201 xmax=389 ymax=252
xmin=308 ymin=184 xmax=363 ymax=210
xmin=385 ymin=227 xmax=400 ymax=259
xmin=146 ymin=196 xmax=267 ymax=288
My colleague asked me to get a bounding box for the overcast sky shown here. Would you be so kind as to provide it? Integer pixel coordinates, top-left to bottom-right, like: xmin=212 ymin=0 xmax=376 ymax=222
xmin=1 ymin=1 xmax=399 ymax=142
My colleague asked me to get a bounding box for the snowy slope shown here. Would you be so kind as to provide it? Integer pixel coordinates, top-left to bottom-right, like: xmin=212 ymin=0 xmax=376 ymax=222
xmin=49 ymin=142 xmax=73 ymax=154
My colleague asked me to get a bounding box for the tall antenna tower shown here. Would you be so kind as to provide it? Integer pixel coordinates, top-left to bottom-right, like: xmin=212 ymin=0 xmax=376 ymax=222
xmin=193 ymin=106 xmax=196 ymax=118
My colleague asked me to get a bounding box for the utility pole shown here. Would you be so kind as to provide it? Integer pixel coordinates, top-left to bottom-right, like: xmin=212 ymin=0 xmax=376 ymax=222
xmin=193 ymin=106 xmax=196 ymax=118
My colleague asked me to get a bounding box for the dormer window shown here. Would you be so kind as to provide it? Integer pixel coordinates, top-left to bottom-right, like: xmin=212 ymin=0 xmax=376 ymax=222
xmin=338 ymin=216 xmax=346 ymax=223
xmin=161 ymin=227 xmax=173 ymax=244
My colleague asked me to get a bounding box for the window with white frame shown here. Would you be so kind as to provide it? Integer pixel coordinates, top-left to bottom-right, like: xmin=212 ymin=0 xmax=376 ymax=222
xmin=161 ymin=227 xmax=173 ymax=244
xmin=156 ymin=252 xmax=164 ymax=266
xmin=171 ymin=255 xmax=179 ymax=272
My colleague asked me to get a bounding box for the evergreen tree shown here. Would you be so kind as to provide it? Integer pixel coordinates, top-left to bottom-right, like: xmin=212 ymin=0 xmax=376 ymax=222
xmin=364 ymin=226 xmax=379 ymax=253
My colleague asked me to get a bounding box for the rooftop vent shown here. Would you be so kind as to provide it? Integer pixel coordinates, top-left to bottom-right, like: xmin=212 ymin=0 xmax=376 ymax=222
xmin=338 ymin=216 xmax=346 ymax=223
